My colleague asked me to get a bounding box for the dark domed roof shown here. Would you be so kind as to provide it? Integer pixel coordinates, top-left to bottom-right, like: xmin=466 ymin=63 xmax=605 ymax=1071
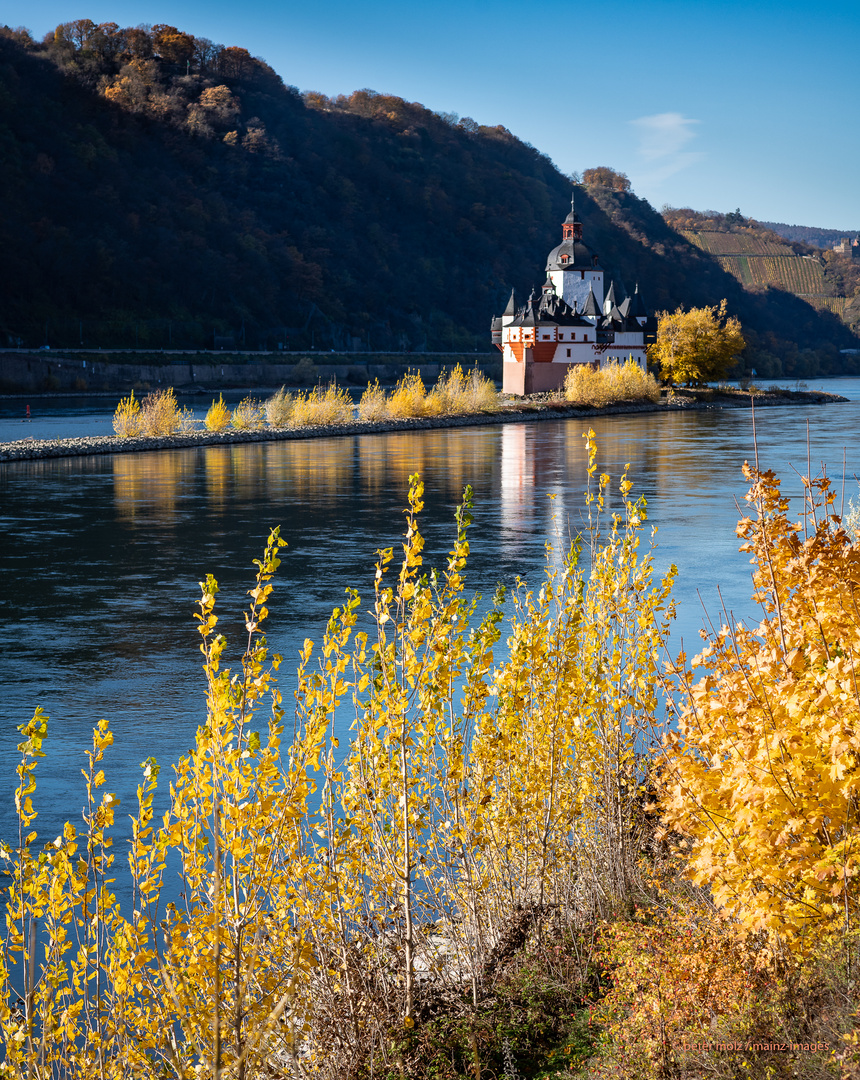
xmin=546 ymin=238 xmax=598 ymax=272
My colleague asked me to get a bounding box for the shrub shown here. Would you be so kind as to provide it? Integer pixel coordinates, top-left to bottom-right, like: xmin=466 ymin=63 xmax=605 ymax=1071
xmin=112 ymin=389 xmax=141 ymax=437
xmin=0 ymin=532 xmax=321 ymax=1078
xmin=231 ymin=396 xmax=264 ymax=430
xmin=388 ymin=370 xmax=430 ymax=417
xmin=204 ymin=393 xmax=231 ymax=432
xmin=288 ymin=356 xmax=317 ymax=385
xmin=660 ymin=463 xmax=860 ymax=949
xmin=289 ymin=382 xmax=354 ymax=427
xmin=139 ymin=387 xmax=184 ymax=435
xmin=564 ymin=358 xmax=660 ymax=407
xmin=357 ymin=379 xmax=389 ymax=422
xmin=459 ymin=365 xmax=499 ymax=413
xmin=265 ymin=386 xmax=293 ymax=427
xmin=592 ymin=906 xmax=764 ymax=1080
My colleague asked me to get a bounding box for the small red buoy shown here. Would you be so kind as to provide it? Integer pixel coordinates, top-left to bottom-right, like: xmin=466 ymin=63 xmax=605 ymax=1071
xmin=26 ymin=404 xmax=31 ymax=420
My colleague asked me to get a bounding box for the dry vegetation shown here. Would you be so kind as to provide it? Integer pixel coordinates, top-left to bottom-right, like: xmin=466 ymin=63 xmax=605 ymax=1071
xmin=112 ymin=387 xmax=195 ymax=436
xmin=564 ymin=358 xmax=661 ymax=406
xmin=4 ymin=437 xmax=860 ymax=1078
xmin=112 ymin=366 xmax=501 ymax=440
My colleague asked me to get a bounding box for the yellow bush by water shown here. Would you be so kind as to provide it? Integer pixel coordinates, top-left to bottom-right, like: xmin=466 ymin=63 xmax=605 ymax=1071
xmin=265 ymin=386 xmax=293 ymax=427
xmin=139 ymin=388 xmax=185 ymax=435
xmin=113 ymin=387 xmax=194 ymax=437
xmin=384 ymin=366 xmax=500 ymax=419
xmin=289 ymin=382 xmax=354 ymax=427
xmin=231 ymin=396 xmax=265 ymax=430
xmin=387 ymin=370 xmax=431 ymax=417
xmin=112 ymin=389 xmax=141 ymax=436
xmin=564 ymin=358 xmax=660 ymax=407
xmin=204 ymin=394 xmax=231 ymax=432
xmin=357 ymin=379 xmax=389 ymax=422
xmin=432 ymin=364 xmax=499 ymax=414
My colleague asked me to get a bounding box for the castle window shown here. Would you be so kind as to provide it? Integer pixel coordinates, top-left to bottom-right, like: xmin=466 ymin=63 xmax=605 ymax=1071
xmin=566 ymin=348 xmax=571 ymax=357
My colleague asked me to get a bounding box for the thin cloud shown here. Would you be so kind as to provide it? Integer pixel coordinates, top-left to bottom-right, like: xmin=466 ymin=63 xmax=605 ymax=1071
xmin=630 ymin=112 xmax=705 ymax=183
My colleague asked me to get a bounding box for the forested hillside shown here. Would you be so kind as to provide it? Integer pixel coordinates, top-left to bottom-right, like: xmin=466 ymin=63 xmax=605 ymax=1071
xmin=1 ymin=21 xmax=858 ymax=374
xmin=761 ymin=220 xmax=860 ymax=249
xmin=664 ymin=208 xmax=860 ymax=364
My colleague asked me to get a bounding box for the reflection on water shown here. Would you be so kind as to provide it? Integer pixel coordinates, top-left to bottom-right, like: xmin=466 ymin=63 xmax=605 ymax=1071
xmin=3 ymin=385 xmax=860 ymax=907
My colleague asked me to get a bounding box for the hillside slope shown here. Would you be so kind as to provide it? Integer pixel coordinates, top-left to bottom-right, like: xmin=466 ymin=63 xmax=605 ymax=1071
xmin=0 ymin=23 xmax=857 ymax=375
xmin=665 ymin=209 xmax=860 ymax=353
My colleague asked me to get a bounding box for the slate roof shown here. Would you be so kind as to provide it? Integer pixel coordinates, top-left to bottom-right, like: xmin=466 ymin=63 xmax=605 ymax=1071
xmin=631 ymin=284 xmax=648 ymax=319
xmin=580 ymin=284 xmax=602 ymax=318
xmin=545 ymin=238 xmax=598 ymax=271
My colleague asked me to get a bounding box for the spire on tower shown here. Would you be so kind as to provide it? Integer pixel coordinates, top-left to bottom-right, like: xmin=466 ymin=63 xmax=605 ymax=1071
xmin=631 ymin=283 xmax=648 ymax=319
xmin=581 ymin=282 xmax=601 ymax=319
xmin=562 ymin=187 xmax=583 ymax=241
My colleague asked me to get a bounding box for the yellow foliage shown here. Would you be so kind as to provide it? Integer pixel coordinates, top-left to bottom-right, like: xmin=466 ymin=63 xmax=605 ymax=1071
xmin=357 ymin=367 xmax=499 ymax=421
xmin=204 ymin=393 xmax=232 ymax=432
xmin=594 ymin=906 xmax=763 ymax=1079
xmin=387 ymin=370 xmax=431 ymax=417
xmin=264 ymin=386 xmax=293 ymax=427
xmin=648 ymin=299 xmax=745 ymax=385
xmin=112 ymin=389 xmax=141 ymax=436
xmin=289 ymin=383 xmax=353 ymax=427
xmin=430 ymin=364 xmax=500 ymax=415
xmin=138 ymin=387 xmax=190 ymax=435
xmin=660 ymin=462 xmax=860 ymax=948
xmin=564 ymin=358 xmax=661 ymax=406
xmin=0 ymin=531 xmax=324 ymax=1078
xmin=231 ymin=395 xmax=264 ymax=430
xmin=471 ymin=431 xmax=675 ymax=916
xmin=357 ymin=379 xmax=389 ymax=422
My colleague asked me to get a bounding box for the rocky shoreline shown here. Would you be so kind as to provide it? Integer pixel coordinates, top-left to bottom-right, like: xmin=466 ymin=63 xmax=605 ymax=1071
xmin=0 ymin=389 xmax=847 ymax=463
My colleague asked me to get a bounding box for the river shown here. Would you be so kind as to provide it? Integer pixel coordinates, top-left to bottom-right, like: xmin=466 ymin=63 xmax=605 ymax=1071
xmin=1 ymin=378 xmax=859 ymax=898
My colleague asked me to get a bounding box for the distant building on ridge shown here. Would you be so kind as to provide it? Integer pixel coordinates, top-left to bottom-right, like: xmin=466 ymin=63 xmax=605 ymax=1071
xmin=833 ymin=236 xmax=859 ymax=258
xmin=492 ymin=191 xmax=657 ymax=395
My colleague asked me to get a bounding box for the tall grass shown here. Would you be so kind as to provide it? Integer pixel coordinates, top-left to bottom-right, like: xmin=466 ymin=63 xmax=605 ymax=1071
xmin=231 ymin=396 xmax=265 ymax=430
xmin=564 ymin=358 xmax=660 ymax=407
xmin=289 ymin=383 xmax=354 ymax=427
xmin=357 ymin=380 xmax=390 ymax=422
xmin=265 ymin=386 xmax=293 ymax=427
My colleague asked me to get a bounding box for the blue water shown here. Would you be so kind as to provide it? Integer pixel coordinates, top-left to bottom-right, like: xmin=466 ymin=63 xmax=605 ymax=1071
xmin=2 ymin=378 xmax=859 ymax=907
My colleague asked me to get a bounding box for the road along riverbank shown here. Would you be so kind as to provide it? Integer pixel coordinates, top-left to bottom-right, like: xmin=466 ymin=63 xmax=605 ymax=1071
xmin=0 ymin=388 xmax=846 ymax=463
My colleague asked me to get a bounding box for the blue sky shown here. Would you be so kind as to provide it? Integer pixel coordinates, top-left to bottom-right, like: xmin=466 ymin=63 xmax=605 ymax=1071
xmin=9 ymin=0 xmax=860 ymax=227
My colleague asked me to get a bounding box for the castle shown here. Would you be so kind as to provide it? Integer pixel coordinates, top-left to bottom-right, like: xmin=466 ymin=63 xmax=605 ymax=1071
xmin=492 ymin=192 xmax=657 ymax=395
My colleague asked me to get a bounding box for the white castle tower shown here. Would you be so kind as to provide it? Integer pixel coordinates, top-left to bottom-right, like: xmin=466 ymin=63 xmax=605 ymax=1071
xmin=491 ymin=189 xmax=655 ymax=395
xmin=546 ymin=193 xmax=604 ymax=312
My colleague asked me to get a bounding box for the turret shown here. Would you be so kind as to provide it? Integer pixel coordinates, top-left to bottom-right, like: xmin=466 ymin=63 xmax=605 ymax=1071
xmin=631 ymin=283 xmax=648 ymax=324
xmin=581 ymin=282 xmax=601 ymax=321
xmin=562 ymin=190 xmax=583 ymax=242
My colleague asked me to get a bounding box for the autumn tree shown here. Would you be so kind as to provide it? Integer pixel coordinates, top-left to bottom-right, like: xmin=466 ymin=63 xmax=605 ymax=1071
xmin=649 ymin=299 xmax=745 ymax=385
xmin=152 ymin=23 xmax=195 ymax=66
xmin=660 ymin=463 xmax=860 ymax=950
xmin=583 ymin=166 xmax=632 ymax=192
